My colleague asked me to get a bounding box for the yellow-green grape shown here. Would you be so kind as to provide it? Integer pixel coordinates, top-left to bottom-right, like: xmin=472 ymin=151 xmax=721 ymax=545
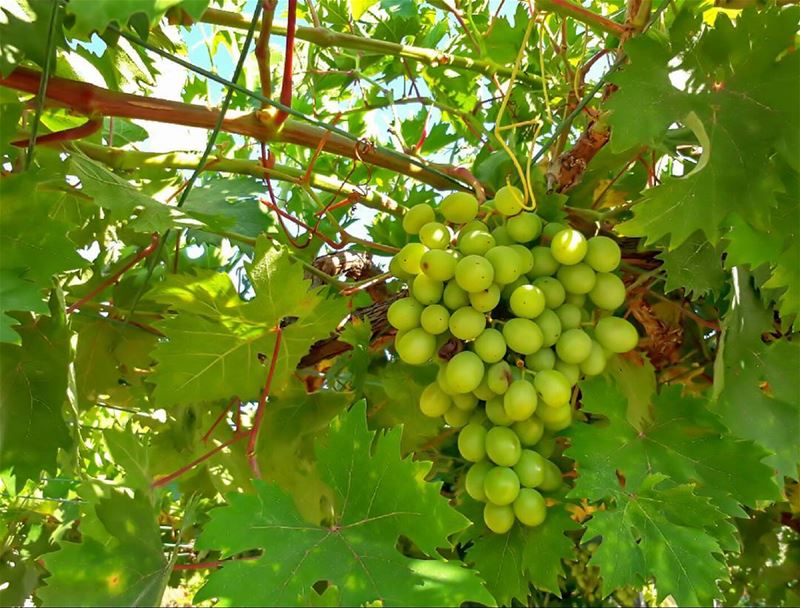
xmin=554 ymin=360 xmax=581 ymax=385
xmin=484 ymin=502 xmax=515 ymax=534
xmin=394 ymin=242 xmax=427 ymax=274
xmin=420 ymin=305 xmax=450 ymax=335
xmin=513 ymin=416 xmax=545 ymax=446
xmin=513 ymin=449 xmax=546 ymax=487
xmin=494 ymin=185 xmax=525 ymax=216
xmin=484 ymin=466 xmax=521 ymax=505
xmin=534 ymin=435 xmax=556 ymax=458
xmin=555 ymin=303 xmax=582 ymax=330
xmin=509 ymin=284 xmax=546 ymax=319
xmin=465 ymin=460 xmax=492 ymax=501
xmin=445 ymin=403 xmax=472 ymax=427
xmin=556 ymin=328 xmax=593 ymax=364
xmin=533 ymin=369 xmax=571 ymax=407
xmin=580 ymin=340 xmax=607 ymax=376
xmin=539 ymin=459 xmax=563 ymax=492
xmin=486 ymin=426 xmax=522 ymax=467
xmin=419 ymin=382 xmax=452 ymax=417
xmin=507 ymin=212 xmax=543 ymax=243
xmin=504 ymin=379 xmax=538 ymax=421
xmin=458 ymin=422 xmax=488 ymax=461
xmin=446 ymin=351 xmax=485 ymax=394
xmin=557 ymin=263 xmax=596 ymax=295
xmin=387 ymin=297 xmax=424 ymax=331
xmin=525 ymin=348 xmax=556 ymax=372
xmin=487 ymin=360 xmax=513 ymax=394
xmin=443 ymin=280 xmax=470 ymax=310
xmin=412 ymin=274 xmax=444 ymax=305
xmin=459 ymin=230 xmax=496 ymax=255
xmin=595 ymin=316 xmax=639 ymax=353
xmin=538 ymin=401 xmax=572 ymax=431
xmin=473 ymin=328 xmax=507 ymax=363
xmin=510 ymin=245 xmax=534 ymax=274
xmin=513 ymin=488 xmax=547 ymax=526
xmin=402 ymin=203 xmax=436 ymax=234
xmin=396 ymin=328 xmax=436 ymax=365
xmin=589 ymin=272 xmax=626 ymax=311
xmin=419 ymin=249 xmax=457 ymax=282
xmin=437 ymin=365 xmax=458 ymax=395
xmin=491 ymin=225 xmax=514 ymax=246
xmin=460 ymin=219 xmax=489 ymax=235
xmin=469 ymin=284 xmax=501 ymax=313
xmin=485 ymin=246 xmax=523 ymax=284
xmin=530 ymin=246 xmax=560 ymax=277
xmin=389 ymin=255 xmax=414 ymax=281
xmin=585 ymin=235 xmax=621 ymax=273
xmin=565 ymin=292 xmax=586 ymax=307
xmin=449 ymin=306 xmax=486 ymax=340
xmin=503 ymin=318 xmax=544 ymax=355
xmin=470 ymin=408 xmax=489 ymax=426
xmin=441 ymin=192 xmax=479 ymax=224
xmin=533 ymin=276 xmax=566 ymax=309
xmin=473 ymin=377 xmax=496 ymax=401
xmin=453 ymin=392 xmax=479 ymax=411
xmin=501 ymin=276 xmax=527 ymax=301
xmin=536 ymin=309 xmax=562 ymax=348
xmin=541 ymin=222 xmax=567 ymax=242
xmin=455 ymin=255 xmax=495 ymax=293
xmin=419 ymin=222 xmax=451 ymax=249
xmin=551 ymin=228 xmax=588 ymax=265
xmin=486 ymin=396 xmax=514 ymax=426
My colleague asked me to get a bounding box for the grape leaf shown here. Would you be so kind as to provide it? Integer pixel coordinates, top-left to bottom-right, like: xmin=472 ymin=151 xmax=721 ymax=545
xmin=0 ymin=270 xmax=48 ymax=344
xmin=657 ymin=231 xmax=725 ymax=298
xmin=584 ymin=475 xmax=728 ymax=605
xmin=65 ymin=0 xmax=210 ymax=38
xmin=182 ymin=178 xmax=270 ymax=243
xmin=104 ymin=427 xmax=153 ymax=491
xmin=39 ymin=489 xmax=168 ymax=606
xmin=350 ymin=0 xmax=378 ymax=20
xmin=0 ymin=0 xmax=63 ymax=76
xmin=195 ymin=402 xmax=491 ymax=606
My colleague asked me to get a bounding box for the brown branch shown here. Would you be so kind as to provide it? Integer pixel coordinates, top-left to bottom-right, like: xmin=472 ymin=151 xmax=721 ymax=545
xmin=254 ymin=0 xmax=277 ymax=101
xmin=550 ymin=122 xmax=610 ymax=192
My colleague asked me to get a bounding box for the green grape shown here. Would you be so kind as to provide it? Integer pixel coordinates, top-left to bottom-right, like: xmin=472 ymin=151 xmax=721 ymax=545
xmin=396 ymin=328 xmax=436 ymax=365
xmin=453 ymin=392 xmax=479 ymax=411
xmin=419 ymin=249 xmax=457 ymax=282
xmin=589 ymin=272 xmax=626 ymax=311
xmin=455 ymin=255 xmax=495 ymax=292
xmin=458 ymin=422 xmax=488 ymax=461
xmin=486 ymin=396 xmax=514 ymax=426
xmin=595 ymin=316 xmax=639 ymax=353
xmin=484 ymin=466 xmax=521 ymax=505
xmin=394 ymin=243 xmax=427 ymax=274
xmin=504 ymin=379 xmax=538 ymax=421
xmin=470 ymin=408 xmax=489 ymax=425
xmin=443 ymin=280 xmax=470 ymax=310
xmin=538 ymin=401 xmax=572 ymax=431
xmin=533 ymin=369 xmax=571 ymax=407
xmin=487 ymin=361 xmax=513 ymax=394
xmin=485 ymin=246 xmax=523 ymax=284
xmin=580 ymin=340 xmax=607 ymax=376
xmin=419 ymin=382 xmax=452 ymax=417
xmin=441 ymin=192 xmax=479 ymax=224
xmin=473 ymin=328 xmax=507 ymax=363
xmin=387 ymin=297 xmax=424 ymax=331
xmin=525 ymin=348 xmax=556 ymax=372
xmin=469 ymin=284 xmax=501 ymax=312
xmin=556 ymin=263 xmax=596 ymax=295
xmin=459 ymin=230 xmax=496 ymax=255
xmin=541 ymin=222 xmax=566 ymax=242
xmin=550 ymin=228 xmax=588 ymax=265
xmin=494 ymin=185 xmax=525 ymax=216
xmin=500 ymin=276 xmax=527 ymax=301
xmin=412 ymin=274 xmax=444 ymax=305
xmin=465 ymin=460 xmax=492 ymax=501
xmin=510 ymin=245 xmax=534 ymax=274
xmin=506 ymin=212 xmax=543 ymax=243
xmin=491 ymin=225 xmax=514 ymax=246
xmin=509 ymin=284 xmax=546 ymax=319
xmin=473 ymin=377 xmax=496 ymax=400
xmin=529 ymin=246 xmax=560 ymax=277
xmin=534 ymin=435 xmax=556 ymax=458
xmin=585 ymin=235 xmax=621 ymax=272
xmin=448 ymin=306 xmax=486 ymax=340
xmin=402 ymin=204 xmax=436 ymax=234
xmin=536 ymin=309 xmax=562 ymax=347
xmin=484 ymin=502 xmax=515 ymax=534
xmin=513 ymin=488 xmax=547 ymax=526
xmin=532 ymin=277 xmax=566 ymax=308
xmin=554 ymin=360 xmax=580 ymax=385
xmin=565 ymin=292 xmax=586 ymax=307
xmin=503 ymin=318 xmax=544 ymax=355
xmin=513 ymin=449 xmax=546 ymax=487
xmin=486 ymin=426 xmax=522 ymax=466
xmin=419 ymin=222 xmax=451 ymax=249
xmin=539 ymin=459 xmax=563 ymax=491
xmin=420 ymin=305 xmax=450 ymax=335
xmin=437 ymin=365 xmax=458 ymax=395
xmin=446 ymin=350 xmax=485 ymax=394
xmin=460 ymin=219 xmax=489 ymax=236
xmin=512 ymin=416 xmax=544 ymax=446
xmin=389 ymin=255 xmax=414 ymax=281
xmin=555 ymin=303 xmax=582 ymax=330
xmin=555 ymin=328 xmax=593 ymax=364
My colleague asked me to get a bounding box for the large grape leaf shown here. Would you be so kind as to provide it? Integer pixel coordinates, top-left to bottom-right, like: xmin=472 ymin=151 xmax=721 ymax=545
xmin=584 ymin=475 xmax=728 ymax=605
xmin=0 ymin=0 xmax=63 ymax=76
xmin=195 ymin=402 xmax=492 ymax=607
xmin=657 ymin=231 xmax=725 ymax=299
xmin=149 ymin=239 xmax=348 ymax=406
xmin=39 ymin=489 xmax=168 ymax=606
xmin=65 ymin=0 xmax=210 ymax=38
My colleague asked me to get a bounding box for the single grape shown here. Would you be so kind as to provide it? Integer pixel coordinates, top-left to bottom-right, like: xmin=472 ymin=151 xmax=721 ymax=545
xmin=483 ymin=466 xmax=521 ymax=505
xmin=443 ymin=280 xmax=470 ymax=310
xmin=557 ymin=263 xmax=596 ymax=295
xmin=554 ymin=360 xmax=581 ymax=386
xmin=460 ymin=219 xmax=489 ymax=236
xmin=555 ymin=328 xmax=593 ymax=364
xmin=512 ymin=416 xmax=545 ymax=446
xmin=580 ymin=340 xmax=607 ymax=376
xmin=595 ymin=316 xmax=639 ymax=353
xmin=473 ymin=328 xmax=507 ymax=363
xmin=465 ymin=460 xmax=492 ymax=501
xmin=419 ymin=249 xmax=456 ymax=282
xmin=585 ymin=235 xmax=621 ymax=273
xmin=486 ymin=396 xmax=514 ymax=426
xmin=529 ymin=246 xmax=560 ymax=277
xmin=487 ymin=360 xmax=513 ymax=394
xmin=458 ymin=422 xmax=488 ymax=462
xmin=533 ymin=369 xmax=571 ymax=407
xmin=389 ymin=255 xmax=414 ymax=281
xmin=446 ymin=351 xmax=485 ymax=394
xmin=510 ymin=245 xmax=535 ymax=274
xmin=494 ymin=185 xmax=525 ymax=216
xmin=501 ymin=276 xmax=527 ymax=301
xmin=525 ymin=348 xmax=556 ymax=372
xmin=509 ymin=284 xmax=546 ymax=319
xmin=394 ymin=243 xmax=427 ymax=274
xmin=504 ymin=379 xmax=538 ymax=421
xmin=532 ymin=276 xmax=566 ymax=309
xmin=470 ymin=408 xmax=489 ymax=426
xmin=486 ymin=426 xmax=522 ymax=466
xmin=420 ymin=304 xmax=450 ymax=335
xmin=473 ymin=377 xmax=497 ymax=401
xmin=484 ymin=502 xmax=515 ymax=534
xmin=551 ymin=228 xmax=587 ymax=265
xmin=536 ymin=309 xmax=562 ymax=347
xmin=513 ymin=449 xmax=546 ymax=487
xmin=437 ymin=365 xmax=458 ymax=395
xmin=402 ymin=204 xmax=435 ymax=234
xmin=534 ymin=435 xmax=556 ymax=458
xmin=453 ymin=392 xmax=479 ymax=411
xmin=455 ymin=255 xmax=495 ymax=293
xmin=441 ymin=192 xmax=479 ymax=224
xmin=491 ymin=225 xmax=514 ymax=246
xmin=503 ymin=318 xmax=544 ymax=355
xmin=469 ymin=284 xmax=501 ymax=312
xmin=419 ymin=222 xmax=451 ymax=249
xmin=565 ymin=292 xmax=586 ymax=307
xmin=387 ymin=297 xmax=424 ymax=331
xmin=459 ymin=230 xmax=496 ymax=256
xmin=541 ymin=222 xmax=567 ymax=242
xmin=507 ymin=212 xmax=543 ymax=243
xmin=589 ymin=272 xmax=626 ymax=311
xmin=419 ymin=382 xmax=452 ymax=417
xmin=412 ymin=274 xmax=444 ymax=305
xmin=555 ymin=303 xmax=582 ymax=330
xmin=449 ymin=306 xmax=486 ymax=341
xmin=539 ymin=459 xmax=563 ymax=492
xmin=396 ymin=328 xmax=436 ymax=365
xmin=513 ymin=488 xmax=547 ymax=526
xmin=485 ymin=246 xmax=523 ymax=284
xmin=538 ymin=401 xmax=572 ymax=431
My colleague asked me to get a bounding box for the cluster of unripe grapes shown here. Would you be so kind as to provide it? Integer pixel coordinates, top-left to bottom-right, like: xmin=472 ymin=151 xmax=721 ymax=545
xmin=388 ymin=185 xmax=638 ymax=534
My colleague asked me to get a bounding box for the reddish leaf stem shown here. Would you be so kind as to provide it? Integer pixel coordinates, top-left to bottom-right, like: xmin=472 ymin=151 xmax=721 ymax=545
xmin=173 ymin=555 xmax=260 ymax=571
xmin=274 ymin=0 xmax=297 ymax=126
xmin=247 ymin=323 xmax=283 ymax=477
xmin=201 ymin=396 xmax=242 ymax=443
xmin=11 ymin=117 xmax=102 ymax=147
xmin=151 ymin=431 xmax=249 ymax=489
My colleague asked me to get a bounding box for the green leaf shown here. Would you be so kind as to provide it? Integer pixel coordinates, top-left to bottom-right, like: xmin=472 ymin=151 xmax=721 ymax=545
xmin=0 ymin=0 xmax=63 ymax=76
xmin=195 ymin=402 xmax=490 ymax=607
xmin=182 ymin=178 xmax=270 ymax=243
xmin=350 ymin=0 xmax=378 ymax=20
xmin=65 ymin=0 xmax=210 ymax=38
xmin=657 ymin=231 xmax=726 ymax=298
xmin=104 ymin=427 xmax=153 ymax=491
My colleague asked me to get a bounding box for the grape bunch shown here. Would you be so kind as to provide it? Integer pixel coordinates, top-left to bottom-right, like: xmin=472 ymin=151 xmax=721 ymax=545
xmin=388 ymin=186 xmax=638 ymax=534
